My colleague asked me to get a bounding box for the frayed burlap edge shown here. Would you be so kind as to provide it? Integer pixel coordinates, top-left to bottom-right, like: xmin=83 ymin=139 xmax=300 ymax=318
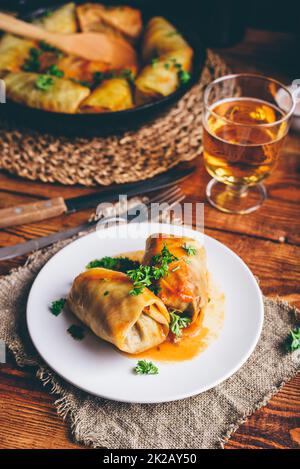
xmin=1 ymin=238 xmax=299 ymax=449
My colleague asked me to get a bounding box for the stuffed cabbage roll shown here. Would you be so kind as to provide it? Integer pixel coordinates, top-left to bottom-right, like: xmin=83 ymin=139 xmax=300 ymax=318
xmin=0 ymin=34 xmax=35 ymax=77
xmin=67 ymin=268 xmax=169 ymax=353
xmin=80 ymin=78 xmax=133 ymax=112
xmin=135 ymin=48 xmax=193 ymax=104
xmin=34 ymin=3 xmax=77 ymax=33
xmin=77 ymin=3 xmax=142 ymax=40
xmin=142 ymin=17 xmax=191 ymax=63
xmin=143 ymin=234 xmax=208 ymax=322
xmin=4 ymin=72 xmax=90 ymax=113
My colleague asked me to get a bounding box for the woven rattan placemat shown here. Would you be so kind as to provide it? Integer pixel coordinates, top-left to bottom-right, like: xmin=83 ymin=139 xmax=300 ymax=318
xmin=0 ymin=50 xmax=229 ymax=187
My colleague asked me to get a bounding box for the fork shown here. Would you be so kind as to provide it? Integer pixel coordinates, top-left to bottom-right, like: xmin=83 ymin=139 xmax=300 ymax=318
xmin=0 ymin=186 xmax=185 ymax=261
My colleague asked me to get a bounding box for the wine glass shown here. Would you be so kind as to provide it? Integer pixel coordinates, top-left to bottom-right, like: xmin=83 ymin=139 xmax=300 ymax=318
xmin=202 ymin=74 xmax=295 ymax=214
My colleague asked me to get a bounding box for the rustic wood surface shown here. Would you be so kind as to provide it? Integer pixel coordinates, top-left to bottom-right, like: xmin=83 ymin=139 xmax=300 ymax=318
xmin=0 ymin=28 xmax=299 ymax=449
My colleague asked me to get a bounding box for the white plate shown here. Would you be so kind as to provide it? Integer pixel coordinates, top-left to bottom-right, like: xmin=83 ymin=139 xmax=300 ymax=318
xmin=27 ymin=223 xmax=263 ymax=403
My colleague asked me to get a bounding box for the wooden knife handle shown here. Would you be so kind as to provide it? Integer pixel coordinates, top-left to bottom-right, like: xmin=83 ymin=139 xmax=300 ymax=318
xmin=0 ymin=197 xmax=67 ymax=229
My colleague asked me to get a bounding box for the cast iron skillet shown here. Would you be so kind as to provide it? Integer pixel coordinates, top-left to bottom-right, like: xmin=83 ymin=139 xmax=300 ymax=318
xmin=0 ymin=1 xmax=206 ymax=136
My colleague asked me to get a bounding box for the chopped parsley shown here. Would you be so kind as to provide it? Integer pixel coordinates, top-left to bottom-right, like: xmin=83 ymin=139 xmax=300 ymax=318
xmin=178 ymin=69 xmax=191 ymax=85
xmin=151 ymin=57 xmax=159 ymax=67
xmin=127 ymin=265 xmax=153 ymax=296
xmin=119 ymin=68 xmax=135 ymax=83
xmin=86 ymin=256 xmax=139 ymax=273
xmin=182 ymin=243 xmax=197 ymax=256
xmin=50 ymin=298 xmax=66 ymax=316
xmin=39 ymin=40 xmax=63 ymax=57
xmin=93 ymin=68 xmax=135 ymax=85
xmin=67 ymin=324 xmax=85 ymax=340
xmin=169 ymin=311 xmax=191 ymax=337
xmin=134 ymin=360 xmax=159 ymax=375
xmin=35 ymin=75 xmax=54 ymax=91
xmin=22 ymin=47 xmax=42 ymax=72
xmin=103 ymin=291 xmax=110 ymax=296
xmin=46 ymin=64 xmax=64 ymax=78
xmin=286 ymin=327 xmax=300 ymax=352
xmin=127 ymin=245 xmax=178 ymax=296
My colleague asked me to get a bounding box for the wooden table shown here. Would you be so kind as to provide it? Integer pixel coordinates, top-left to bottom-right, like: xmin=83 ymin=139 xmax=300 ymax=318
xmin=0 ymin=28 xmax=299 ymax=450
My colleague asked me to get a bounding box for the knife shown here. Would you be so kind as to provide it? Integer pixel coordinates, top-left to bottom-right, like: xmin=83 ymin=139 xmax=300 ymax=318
xmin=0 ymin=167 xmax=193 ymax=229
xmin=0 ymin=188 xmax=185 ymax=261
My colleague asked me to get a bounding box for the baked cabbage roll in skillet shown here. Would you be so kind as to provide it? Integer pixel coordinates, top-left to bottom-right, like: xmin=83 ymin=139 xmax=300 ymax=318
xmin=4 ymin=72 xmax=90 ymax=113
xmin=141 ymin=17 xmax=192 ymax=63
xmin=135 ymin=48 xmax=193 ymax=104
xmin=143 ymin=234 xmax=208 ymax=322
xmin=77 ymin=3 xmax=142 ymax=41
xmin=67 ymin=268 xmax=169 ymax=354
xmin=34 ymin=2 xmax=77 ymax=33
xmin=80 ymin=78 xmax=133 ymax=112
xmin=0 ymin=34 xmax=35 ymax=77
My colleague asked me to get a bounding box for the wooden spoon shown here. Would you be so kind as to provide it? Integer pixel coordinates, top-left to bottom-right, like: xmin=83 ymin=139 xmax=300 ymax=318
xmin=0 ymin=12 xmax=137 ymax=68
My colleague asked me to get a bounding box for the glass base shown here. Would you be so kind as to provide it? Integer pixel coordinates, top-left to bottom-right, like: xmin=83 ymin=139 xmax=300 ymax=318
xmin=206 ymin=179 xmax=267 ymax=214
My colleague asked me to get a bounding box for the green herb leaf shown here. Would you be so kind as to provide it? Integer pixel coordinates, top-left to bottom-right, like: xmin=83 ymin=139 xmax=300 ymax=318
xmin=178 ymin=69 xmax=191 ymax=85
xmin=22 ymin=47 xmax=42 ymax=72
xmin=103 ymin=291 xmax=109 ymax=296
xmin=50 ymin=298 xmax=66 ymax=316
xmin=164 ymin=63 xmax=170 ymax=70
xmin=35 ymin=75 xmax=54 ymax=91
xmin=39 ymin=40 xmax=63 ymax=56
xmin=86 ymin=256 xmax=139 ymax=272
xmin=151 ymin=57 xmax=159 ymax=67
xmin=134 ymin=360 xmax=159 ymax=375
xmin=46 ymin=64 xmax=64 ymax=77
xmin=126 ymin=244 xmax=178 ymax=295
xmin=127 ymin=265 xmax=153 ymax=295
xmin=67 ymin=324 xmax=85 ymax=340
xmin=119 ymin=68 xmax=135 ymax=83
xmin=286 ymin=327 xmax=300 ymax=352
xmin=182 ymin=243 xmax=197 ymax=256
xmin=169 ymin=311 xmax=191 ymax=337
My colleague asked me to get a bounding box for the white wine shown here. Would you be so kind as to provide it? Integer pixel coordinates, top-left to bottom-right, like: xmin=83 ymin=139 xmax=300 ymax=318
xmin=203 ymin=98 xmax=288 ymax=186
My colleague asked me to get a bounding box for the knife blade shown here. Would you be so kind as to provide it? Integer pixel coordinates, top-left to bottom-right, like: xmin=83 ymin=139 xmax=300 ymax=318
xmin=0 ymin=167 xmax=194 ymax=229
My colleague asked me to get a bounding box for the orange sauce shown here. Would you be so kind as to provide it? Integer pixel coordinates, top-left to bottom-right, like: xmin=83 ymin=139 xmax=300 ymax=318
xmin=119 ymin=250 xmax=225 ymax=363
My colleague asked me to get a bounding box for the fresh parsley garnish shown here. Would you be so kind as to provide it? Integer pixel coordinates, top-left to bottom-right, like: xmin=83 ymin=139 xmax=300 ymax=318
xmin=41 ymin=9 xmax=53 ymax=18
xmin=35 ymin=75 xmax=54 ymax=91
xmin=86 ymin=256 xmax=139 ymax=273
xmin=22 ymin=47 xmax=42 ymax=72
xmin=169 ymin=311 xmax=191 ymax=337
xmin=39 ymin=40 xmax=63 ymax=56
xmin=286 ymin=327 xmax=300 ymax=352
xmin=134 ymin=360 xmax=159 ymax=375
xmin=127 ymin=265 xmax=153 ymax=296
xmin=93 ymin=68 xmax=135 ymax=85
xmin=103 ymin=291 xmax=109 ymax=296
xmin=127 ymin=245 xmax=178 ymax=296
xmin=182 ymin=243 xmax=197 ymax=256
xmin=50 ymin=298 xmax=66 ymax=316
xmin=151 ymin=57 xmax=159 ymax=67
xmin=67 ymin=324 xmax=85 ymax=340
xmin=119 ymin=68 xmax=135 ymax=83
xmin=46 ymin=64 xmax=64 ymax=77
xmin=178 ymin=69 xmax=191 ymax=85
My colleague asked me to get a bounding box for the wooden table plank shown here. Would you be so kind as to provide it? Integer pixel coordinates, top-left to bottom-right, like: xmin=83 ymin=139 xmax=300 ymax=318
xmin=0 ymin=28 xmax=299 ymax=449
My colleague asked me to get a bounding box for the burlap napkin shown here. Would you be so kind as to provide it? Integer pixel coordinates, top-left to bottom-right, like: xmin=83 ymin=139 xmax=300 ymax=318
xmin=0 ymin=233 xmax=299 ymax=449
